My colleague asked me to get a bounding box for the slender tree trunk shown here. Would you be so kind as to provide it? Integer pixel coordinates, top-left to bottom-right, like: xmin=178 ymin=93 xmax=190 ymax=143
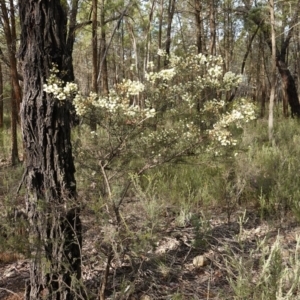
xmin=269 ymin=0 xmax=276 ymax=145
xmin=209 ymin=0 xmax=216 ymax=56
xmin=11 ymin=82 xmax=19 ymax=165
xmin=98 ymin=0 xmax=109 ymax=95
xmin=260 ymin=53 xmax=267 ymax=118
xmin=90 ymin=0 xmax=98 ymax=130
xmin=127 ymin=21 xmax=140 ymax=81
xmin=92 ymin=0 xmax=98 ymax=94
xmin=164 ymin=0 xmax=176 ymax=66
xmin=18 ymin=1 xmax=82 ymax=299
xmin=0 ymin=0 xmax=22 ymax=111
xmin=144 ymin=0 xmax=156 ymax=75
xmin=0 ymin=0 xmax=22 ymax=164
xmin=157 ymin=0 xmax=164 ymax=71
xmin=194 ymin=0 xmax=203 ymax=54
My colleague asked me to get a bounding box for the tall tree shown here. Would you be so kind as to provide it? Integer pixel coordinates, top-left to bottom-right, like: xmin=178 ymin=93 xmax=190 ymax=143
xmin=193 ymin=0 xmax=205 ymax=54
xmin=97 ymin=0 xmax=109 ymax=95
xmin=18 ymin=0 xmax=82 ymax=299
xmin=92 ymin=0 xmax=98 ymax=95
xmin=164 ymin=0 xmax=176 ymax=66
xmin=0 ymin=0 xmax=22 ymax=110
xmin=10 ymin=79 xmax=18 ymax=164
xmin=209 ymin=0 xmax=216 ymax=55
xmin=157 ymin=0 xmax=164 ymax=70
xmin=268 ymin=0 xmax=276 ymax=145
xmin=0 ymin=0 xmax=22 ymax=164
xmin=66 ymin=0 xmax=80 ymax=81
xmin=246 ymin=0 xmax=300 ymax=117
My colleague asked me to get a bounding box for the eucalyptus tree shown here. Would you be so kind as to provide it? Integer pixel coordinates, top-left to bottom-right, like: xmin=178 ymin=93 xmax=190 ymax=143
xmin=269 ymin=0 xmax=276 ymax=144
xmin=0 ymin=0 xmax=22 ymax=164
xmin=164 ymin=0 xmax=176 ymax=65
xmin=241 ymin=0 xmax=300 ymax=117
xmin=18 ymin=0 xmax=82 ymax=298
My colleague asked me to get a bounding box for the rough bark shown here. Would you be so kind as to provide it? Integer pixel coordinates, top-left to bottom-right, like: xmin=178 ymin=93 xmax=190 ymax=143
xmin=18 ymin=1 xmax=82 ymax=299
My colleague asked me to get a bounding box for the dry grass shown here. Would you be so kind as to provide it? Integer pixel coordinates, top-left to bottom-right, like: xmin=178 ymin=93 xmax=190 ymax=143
xmin=0 ymin=252 xmax=24 ymax=263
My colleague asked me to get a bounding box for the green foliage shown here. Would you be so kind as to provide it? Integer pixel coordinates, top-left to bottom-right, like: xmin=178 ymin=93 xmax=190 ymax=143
xmin=231 ymin=118 xmax=300 ymax=219
xmin=0 ymin=164 xmax=29 ymax=257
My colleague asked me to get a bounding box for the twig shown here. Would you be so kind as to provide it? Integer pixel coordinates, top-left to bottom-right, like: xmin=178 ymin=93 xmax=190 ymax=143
xmin=99 ymin=250 xmax=113 ymax=300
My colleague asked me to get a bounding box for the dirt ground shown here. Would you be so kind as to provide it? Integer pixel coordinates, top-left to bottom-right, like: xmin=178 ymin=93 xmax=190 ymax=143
xmin=1 ymin=205 xmax=300 ymax=300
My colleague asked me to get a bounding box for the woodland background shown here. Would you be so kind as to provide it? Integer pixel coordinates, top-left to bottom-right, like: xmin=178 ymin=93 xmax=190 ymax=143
xmin=2 ymin=0 xmax=300 ymax=299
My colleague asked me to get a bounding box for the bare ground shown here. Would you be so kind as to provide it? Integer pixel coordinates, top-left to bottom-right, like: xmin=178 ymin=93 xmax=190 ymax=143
xmin=1 ymin=204 xmax=300 ymax=299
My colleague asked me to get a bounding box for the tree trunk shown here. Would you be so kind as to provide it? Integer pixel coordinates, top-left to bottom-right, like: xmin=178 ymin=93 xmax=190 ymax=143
xmin=98 ymin=0 xmax=109 ymax=96
xmin=18 ymin=1 xmax=82 ymax=299
xmin=0 ymin=0 xmax=22 ymax=164
xmin=209 ymin=0 xmax=216 ymax=56
xmin=66 ymin=0 xmax=80 ymax=81
xmin=0 ymin=0 xmax=23 ymax=112
xmin=92 ymin=0 xmax=98 ymax=95
xmin=194 ymin=0 xmax=204 ymax=54
xmin=276 ymin=59 xmax=300 ymax=117
xmin=11 ymin=82 xmax=19 ymax=165
xmin=247 ymin=0 xmax=300 ymax=117
xmin=90 ymin=0 xmax=98 ymax=131
xmin=157 ymin=0 xmax=164 ymax=71
xmin=164 ymin=0 xmax=176 ymax=66
xmin=269 ymin=0 xmax=276 ymax=145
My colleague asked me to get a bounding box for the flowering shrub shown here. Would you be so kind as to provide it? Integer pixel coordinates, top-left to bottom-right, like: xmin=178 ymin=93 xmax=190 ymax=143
xmin=43 ymin=64 xmax=78 ymax=100
xmin=43 ymin=50 xmax=256 ymax=167
xmin=207 ymin=98 xmax=257 ymax=147
xmin=43 ymin=52 xmax=258 ymax=284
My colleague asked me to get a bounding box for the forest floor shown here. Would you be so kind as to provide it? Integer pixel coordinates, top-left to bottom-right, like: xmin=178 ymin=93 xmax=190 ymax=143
xmin=1 ymin=162 xmax=300 ymax=299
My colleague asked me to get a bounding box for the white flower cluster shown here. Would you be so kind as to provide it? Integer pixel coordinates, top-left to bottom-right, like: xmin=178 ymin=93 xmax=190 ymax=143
xmin=43 ymin=64 xmax=78 ymax=101
xmin=209 ymin=127 xmax=236 ymax=146
xmin=208 ymin=98 xmax=257 ymax=147
xmin=121 ymin=79 xmax=145 ymax=96
xmin=157 ymin=49 xmax=167 ymax=57
xmin=146 ymin=68 xmax=176 ymax=83
xmin=73 ymin=92 xmax=96 ymax=116
xmin=208 ymin=65 xmax=223 ymax=78
xmin=203 ymin=99 xmax=225 ymax=114
xmin=73 ymin=88 xmax=156 ymax=120
xmin=223 ymin=72 xmax=242 ymax=91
